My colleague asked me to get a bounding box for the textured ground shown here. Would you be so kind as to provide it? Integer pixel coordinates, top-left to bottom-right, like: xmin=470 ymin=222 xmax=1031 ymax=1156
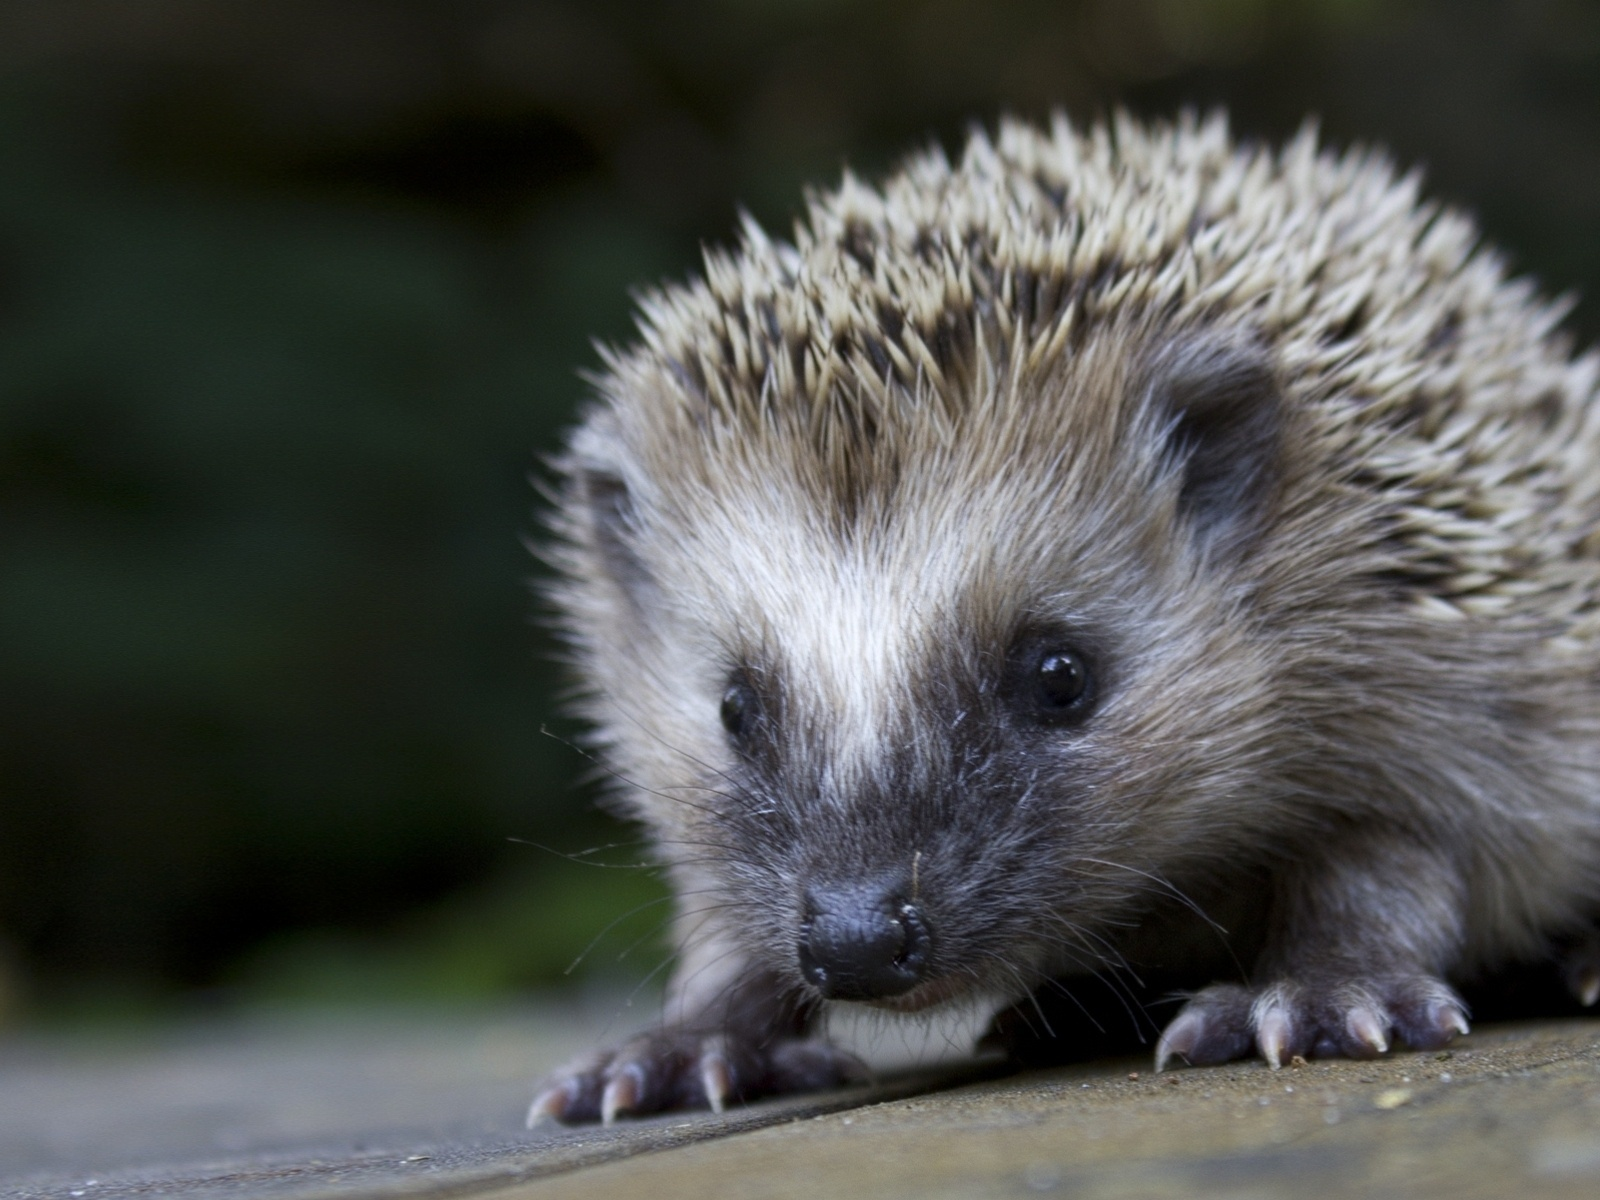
xmin=3 ymin=1006 xmax=1598 ymax=1200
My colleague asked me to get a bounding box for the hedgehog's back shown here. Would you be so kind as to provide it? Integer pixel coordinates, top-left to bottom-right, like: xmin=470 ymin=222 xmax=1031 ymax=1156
xmin=594 ymin=112 xmax=1600 ymax=634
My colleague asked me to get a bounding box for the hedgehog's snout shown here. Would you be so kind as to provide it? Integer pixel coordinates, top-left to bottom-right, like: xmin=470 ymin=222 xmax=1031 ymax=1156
xmin=796 ymin=881 xmax=931 ymax=1001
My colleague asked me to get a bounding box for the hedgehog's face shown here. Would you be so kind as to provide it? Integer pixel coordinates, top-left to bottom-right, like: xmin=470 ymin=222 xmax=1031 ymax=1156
xmin=562 ymin=325 xmax=1293 ymax=1011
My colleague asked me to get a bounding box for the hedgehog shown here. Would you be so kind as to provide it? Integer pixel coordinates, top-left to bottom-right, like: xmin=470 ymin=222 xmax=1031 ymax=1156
xmin=530 ymin=112 xmax=1600 ymax=1125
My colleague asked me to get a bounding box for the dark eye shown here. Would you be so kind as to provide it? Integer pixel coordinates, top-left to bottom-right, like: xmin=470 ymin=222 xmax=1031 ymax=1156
xmin=720 ymin=682 xmax=754 ymax=738
xmin=1032 ymin=649 xmax=1092 ymax=719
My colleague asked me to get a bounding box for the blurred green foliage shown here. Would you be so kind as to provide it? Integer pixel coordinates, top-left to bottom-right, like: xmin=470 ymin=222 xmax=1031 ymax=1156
xmin=0 ymin=81 xmax=686 ymax=1007
xmin=1 ymin=0 xmax=1598 ymax=1016
xmin=227 ymin=857 xmax=675 ymax=1006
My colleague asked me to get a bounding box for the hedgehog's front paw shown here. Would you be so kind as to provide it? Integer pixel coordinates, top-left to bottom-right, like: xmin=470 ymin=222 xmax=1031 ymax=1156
xmin=1155 ymin=974 xmax=1469 ymax=1070
xmin=527 ymin=1029 xmax=868 ymax=1126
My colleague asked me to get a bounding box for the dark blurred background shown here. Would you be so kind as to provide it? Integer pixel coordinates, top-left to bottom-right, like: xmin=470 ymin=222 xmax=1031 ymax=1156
xmin=1 ymin=0 xmax=1598 ymax=1023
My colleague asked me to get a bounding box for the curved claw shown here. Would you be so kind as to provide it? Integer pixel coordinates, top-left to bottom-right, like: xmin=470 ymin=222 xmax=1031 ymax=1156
xmin=1154 ymin=984 xmax=1254 ymax=1070
xmin=1575 ymin=968 xmax=1600 ymax=1009
xmin=601 ymin=1063 xmax=645 ymax=1126
xmin=526 ymin=1084 xmax=570 ymax=1129
xmin=1154 ymin=1008 xmax=1204 ymax=1072
xmin=527 ymin=1063 xmax=605 ymax=1127
xmin=699 ymin=1035 xmax=733 ymax=1114
xmin=1562 ymin=937 xmax=1600 ymax=1008
xmin=1344 ymin=1003 xmax=1390 ymax=1057
xmin=1254 ymin=1000 xmax=1294 ymax=1069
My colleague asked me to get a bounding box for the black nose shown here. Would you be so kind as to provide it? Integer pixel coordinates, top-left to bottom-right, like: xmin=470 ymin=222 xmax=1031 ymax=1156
xmin=798 ymin=884 xmax=930 ymax=1000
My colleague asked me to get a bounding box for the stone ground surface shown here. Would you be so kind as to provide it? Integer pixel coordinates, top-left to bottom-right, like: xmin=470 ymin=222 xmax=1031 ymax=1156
xmin=2 ymin=1005 xmax=1599 ymax=1200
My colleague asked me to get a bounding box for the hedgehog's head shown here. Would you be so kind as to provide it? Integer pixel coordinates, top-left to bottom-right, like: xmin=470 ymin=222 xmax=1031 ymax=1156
xmin=554 ymin=311 xmax=1299 ymax=1013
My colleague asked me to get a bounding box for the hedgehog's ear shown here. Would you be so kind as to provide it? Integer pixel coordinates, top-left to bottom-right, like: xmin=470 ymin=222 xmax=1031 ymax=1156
xmin=581 ymin=469 xmax=653 ymax=600
xmin=1145 ymin=334 xmax=1283 ymax=552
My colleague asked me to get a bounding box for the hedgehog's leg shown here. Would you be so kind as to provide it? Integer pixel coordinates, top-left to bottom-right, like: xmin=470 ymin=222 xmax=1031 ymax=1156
xmin=1155 ymin=833 xmax=1471 ymax=1069
xmin=527 ymin=954 xmax=865 ymax=1126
